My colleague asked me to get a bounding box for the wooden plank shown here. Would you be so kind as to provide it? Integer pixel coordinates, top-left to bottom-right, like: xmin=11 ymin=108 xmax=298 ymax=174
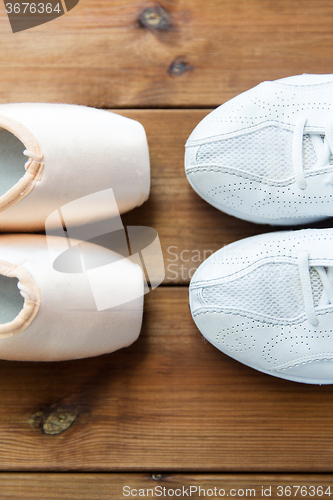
xmin=0 ymin=473 xmax=333 ymax=499
xmin=0 ymin=288 xmax=332 ymax=471
xmin=1 ymin=0 xmax=333 ymax=107
xmin=119 ymin=109 xmax=280 ymax=284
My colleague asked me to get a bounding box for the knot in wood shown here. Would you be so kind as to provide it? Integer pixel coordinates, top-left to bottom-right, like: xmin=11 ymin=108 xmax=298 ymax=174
xmin=42 ymin=406 xmax=78 ymax=435
xmin=139 ymin=5 xmax=171 ymax=30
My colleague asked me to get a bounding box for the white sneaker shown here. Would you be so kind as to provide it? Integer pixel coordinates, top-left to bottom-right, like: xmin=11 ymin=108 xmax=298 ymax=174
xmin=185 ymin=74 xmax=333 ymax=225
xmin=189 ymin=228 xmax=333 ymax=384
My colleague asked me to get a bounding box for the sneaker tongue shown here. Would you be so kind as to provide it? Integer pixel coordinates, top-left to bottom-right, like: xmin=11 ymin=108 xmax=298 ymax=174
xmin=303 ymin=134 xmax=320 ymax=172
xmin=310 ymin=267 xmax=324 ymax=307
xmin=315 ymin=266 xmax=333 ymax=308
xmin=305 ymin=134 xmax=333 ymax=171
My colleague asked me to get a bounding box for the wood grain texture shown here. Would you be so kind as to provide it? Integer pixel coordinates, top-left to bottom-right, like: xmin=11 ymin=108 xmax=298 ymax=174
xmin=1 ymin=0 xmax=333 ymax=107
xmin=0 ymin=0 xmax=332 ymax=476
xmin=119 ymin=109 xmax=316 ymax=284
xmin=0 ymin=473 xmax=333 ymax=499
xmin=0 ymin=288 xmax=332 ymax=471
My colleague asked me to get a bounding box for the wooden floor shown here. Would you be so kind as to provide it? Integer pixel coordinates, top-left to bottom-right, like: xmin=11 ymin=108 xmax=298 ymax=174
xmin=1 ymin=0 xmax=333 ymax=497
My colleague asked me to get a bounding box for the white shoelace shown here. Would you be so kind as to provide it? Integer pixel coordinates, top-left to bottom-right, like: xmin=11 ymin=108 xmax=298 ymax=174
xmin=293 ymin=116 xmax=333 ymax=190
xmin=298 ymin=251 xmax=333 ymax=326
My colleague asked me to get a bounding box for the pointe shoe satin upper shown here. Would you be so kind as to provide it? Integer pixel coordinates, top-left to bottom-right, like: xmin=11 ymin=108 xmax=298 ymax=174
xmin=0 ymin=234 xmax=144 ymax=361
xmin=0 ymin=103 xmax=150 ymax=231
